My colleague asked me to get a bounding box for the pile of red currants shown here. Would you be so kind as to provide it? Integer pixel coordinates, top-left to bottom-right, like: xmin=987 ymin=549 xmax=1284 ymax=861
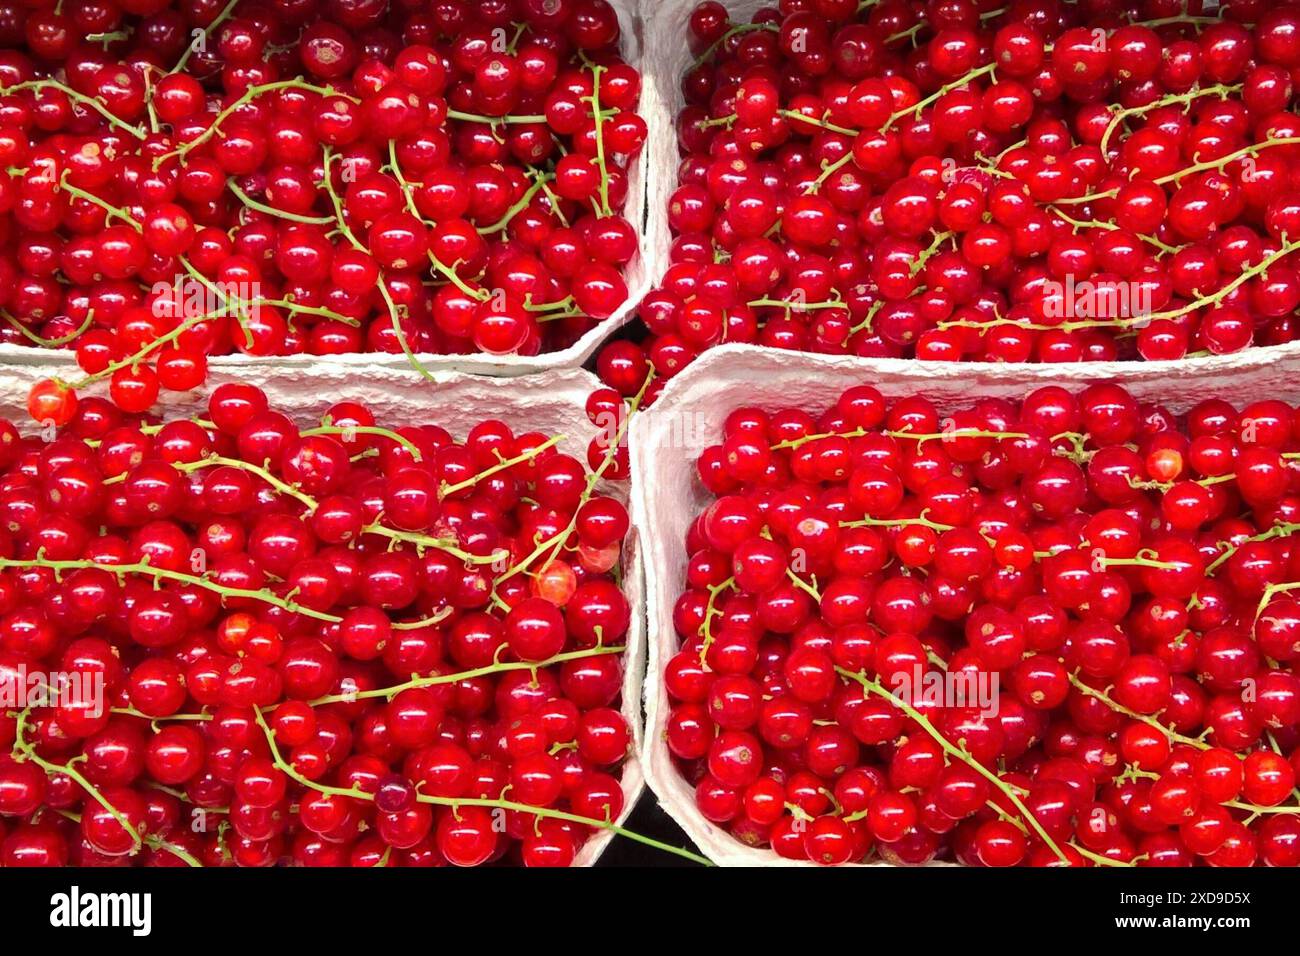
xmin=0 ymin=0 xmax=646 ymax=422
xmin=12 ymin=0 xmax=1300 ymax=873
xmin=595 ymin=0 xmax=1300 ymax=402
xmin=0 ymin=381 xmax=661 ymax=867
xmin=666 ymin=380 xmax=1300 ymax=865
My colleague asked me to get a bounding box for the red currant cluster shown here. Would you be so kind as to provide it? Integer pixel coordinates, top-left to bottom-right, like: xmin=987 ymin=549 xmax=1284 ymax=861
xmin=0 ymin=0 xmax=646 ymax=424
xmin=666 ymin=381 xmax=1300 ymax=865
xmin=0 ymin=381 xmax=669 ymax=867
xmin=595 ymin=0 xmax=1300 ymax=399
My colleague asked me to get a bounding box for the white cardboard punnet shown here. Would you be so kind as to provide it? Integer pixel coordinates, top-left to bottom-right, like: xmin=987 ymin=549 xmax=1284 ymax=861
xmin=631 ymin=342 xmax=1300 ymax=865
xmin=0 ymin=360 xmax=643 ymax=867
xmin=0 ymin=0 xmax=647 ymax=379
xmin=636 ymin=0 xmax=1300 ymax=377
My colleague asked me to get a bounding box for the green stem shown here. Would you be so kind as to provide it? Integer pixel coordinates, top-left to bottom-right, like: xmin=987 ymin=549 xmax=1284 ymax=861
xmin=1050 ymin=206 xmax=1184 ymax=256
xmin=252 ymin=706 xmax=711 ymax=866
xmin=226 ymin=177 xmax=336 ymax=225
xmin=939 ymin=239 xmax=1300 ymax=333
xmin=1 ymin=308 xmax=94 ymax=348
xmin=885 ymin=427 xmax=1027 ymax=442
xmin=141 ymin=452 xmax=495 ymax=565
xmin=837 ymin=668 xmax=1070 ymax=863
xmin=770 ymin=426 xmax=866 ymax=451
xmin=305 ymin=645 xmax=623 ymax=706
xmin=777 ymin=109 xmax=858 ymax=138
xmin=885 ymin=63 xmax=995 ymax=130
xmin=58 ymin=174 xmax=141 ymax=230
xmin=161 ymin=80 xmax=356 ymax=166
xmin=302 ymin=423 xmax=423 ymax=461
xmin=1 ymin=79 xmax=146 ymax=138
xmin=446 ymin=110 xmax=548 ymax=125
xmin=0 ymin=556 xmax=347 ymax=623
xmin=1070 ymin=842 xmax=1133 ymax=867
xmin=63 ymin=312 xmax=212 ymax=391
xmin=476 ymin=172 xmax=556 ymax=235
xmin=690 ymin=21 xmax=779 ymax=69
xmin=747 ymin=297 xmax=847 ymax=312
xmin=493 ymin=368 xmax=654 ymax=591
xmin=1066 ymin=673 xmax=1210 ymax=751
xmin=440 ymin=434 xmax=564 ymax=497
xmin=583 ymin=56 xmax=612 ymax=217
xmin=1207 ymin=522 xmax=1300 ymax=574
xmin=696 ymin=575 xmax=736 ymax=667
xmin=1056 ymin=136 xmax=1300 ymax=205
xmin=840 ymin=514 xmax=956 ymax=532
xmin=12 ymin=709 xmax=143 ymax=851
xmin=386 ymin=141 xmax=487 ymax=301
xmin=171 ymin=0 xmax=241 ymax=75
xmin=1099 ymin=83 xmax=1241 ymax=157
